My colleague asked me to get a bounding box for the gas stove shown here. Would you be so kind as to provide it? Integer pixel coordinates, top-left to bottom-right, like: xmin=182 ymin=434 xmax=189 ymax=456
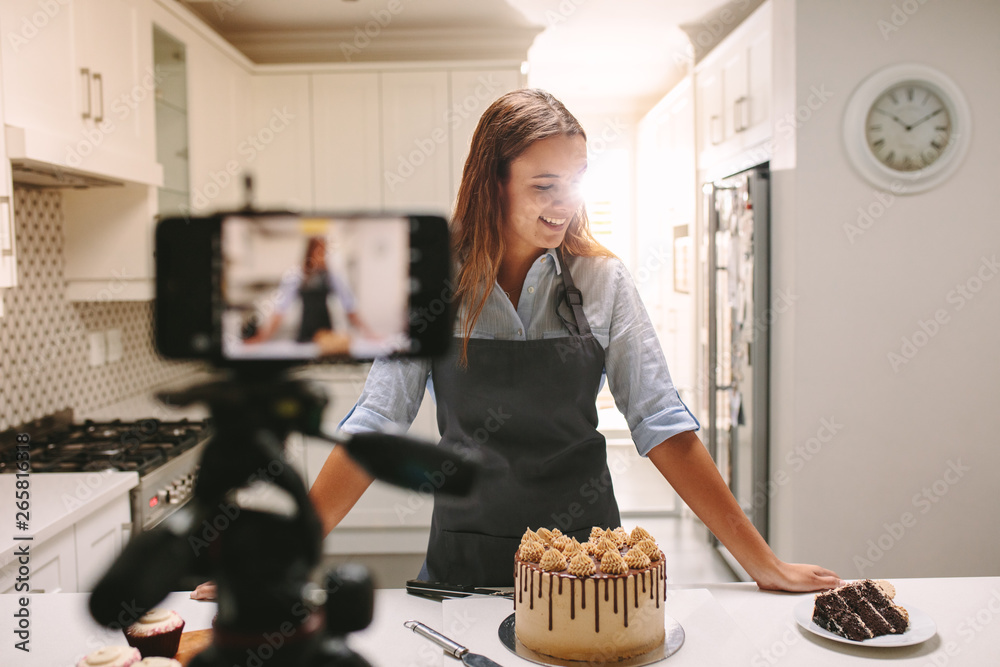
xmin=0 ymin=411 xmax=213 ymax=533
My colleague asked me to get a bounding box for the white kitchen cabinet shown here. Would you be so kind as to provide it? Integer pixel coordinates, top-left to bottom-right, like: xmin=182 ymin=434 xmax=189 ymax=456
xmin=247 ymin=75 xmax=313 ymax=210
xmin=0 ymin=0 xmax=77 ymax=149
xmin=0 ymin=39 xmax=16 ymax=301
xmin=62 ymin=183 xmax=159 ymax=301
xmin=149 ymin=0 xmax=253 ymax=216
xmin=0 ymin=0 xmax=161 ymax=185
xmin=74 ymin=494 xmax=131 ymax=593
xmin=694 ymin=64 xmax=724 ymax=162
xmin=380 ymin=71 xmax=451 ymax=214
xmin=73 ymin=0 xmax=158 ymax=173
xmin=694 ymin=1 xmax=772 ymax=168
xmin=311 ymin=72 xmax=383 ymax=210
xmin=0 ymin=527 xmax=78 ymax=595
xmin=448 ymin=69 xmax=523 ymax=205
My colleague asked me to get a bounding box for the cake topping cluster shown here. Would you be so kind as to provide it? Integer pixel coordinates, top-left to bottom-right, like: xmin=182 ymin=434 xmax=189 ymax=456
xmin=540 ymin=548 xmax=568 ymax=572
xmin=518 ymin=525 xmax=662 ymax=578
xmin=567 ymin=552 xmax=597 ymax=577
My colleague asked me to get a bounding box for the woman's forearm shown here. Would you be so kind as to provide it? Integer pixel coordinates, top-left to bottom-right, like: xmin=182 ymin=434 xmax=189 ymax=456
xmin=646 ymin=430 xmax=780 ymax=582
xmin=307 ymin=444 xmax=375 ymax=536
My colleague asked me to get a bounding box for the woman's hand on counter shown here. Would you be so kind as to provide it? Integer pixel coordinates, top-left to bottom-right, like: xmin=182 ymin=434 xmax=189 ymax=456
xmin=190 ymin=581 xmax=217 ymax=600
xmin=754 ymin=561 xmax=844 ymax=593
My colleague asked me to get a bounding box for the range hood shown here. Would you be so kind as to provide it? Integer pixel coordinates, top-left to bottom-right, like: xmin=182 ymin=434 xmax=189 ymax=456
xmin=10 ymin=159 xmax=124 ymax=189
xmin=5 ymin=125 xmax=162 ymax=189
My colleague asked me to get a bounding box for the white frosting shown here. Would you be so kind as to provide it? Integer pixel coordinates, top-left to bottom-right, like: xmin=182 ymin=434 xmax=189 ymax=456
xmin=78 ymin=646 xmax=141 ymax=667
xmin=127 ymin=609 xmax=184 ymax=637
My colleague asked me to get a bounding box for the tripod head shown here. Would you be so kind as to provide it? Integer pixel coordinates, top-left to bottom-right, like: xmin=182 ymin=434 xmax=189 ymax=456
xmin=89 ymin=369 xmax=476 ymax=666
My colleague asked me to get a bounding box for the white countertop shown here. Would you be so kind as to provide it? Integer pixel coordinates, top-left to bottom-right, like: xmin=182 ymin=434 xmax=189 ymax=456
xmin=0 ymin=472 xmax=138 ymax=568
xmin=1 ymin=577 xmax=997 ymax=666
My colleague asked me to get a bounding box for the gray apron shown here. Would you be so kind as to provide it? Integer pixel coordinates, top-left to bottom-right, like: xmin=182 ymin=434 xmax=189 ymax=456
xmin=427 ymin=249 xmax=621 ymax=586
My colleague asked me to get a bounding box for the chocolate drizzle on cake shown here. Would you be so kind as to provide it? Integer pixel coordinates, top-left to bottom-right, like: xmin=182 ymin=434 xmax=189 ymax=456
xmin=812 ymin=580 xmax=910 ymax=641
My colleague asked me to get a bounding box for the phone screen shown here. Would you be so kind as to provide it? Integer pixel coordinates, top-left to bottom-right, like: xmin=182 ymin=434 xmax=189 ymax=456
xmin=219 ymin=214 xmax=410 ymax=361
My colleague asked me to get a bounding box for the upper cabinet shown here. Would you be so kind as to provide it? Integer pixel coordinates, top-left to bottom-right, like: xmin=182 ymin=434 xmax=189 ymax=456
xmin=274 ymin=66 xmax=522 ymax=215
xmin=380 ymin=71 xmax=451 ymax=212
xmin=1 ymin=0 xmax=162 ymax=185
xmin=312 ymin=72 xmax=382 ymax=210
xmin=694 ymin=1 xmax=772 ymax=169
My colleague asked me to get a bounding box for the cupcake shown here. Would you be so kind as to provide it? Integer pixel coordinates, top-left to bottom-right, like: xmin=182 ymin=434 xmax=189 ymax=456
xmin=137 ymin=659 xmax=182 ymax=667
xmin=76 ymin=646 xmax=141 ymax=667
xmin=124 ymin=609 xmax=185 ymax=658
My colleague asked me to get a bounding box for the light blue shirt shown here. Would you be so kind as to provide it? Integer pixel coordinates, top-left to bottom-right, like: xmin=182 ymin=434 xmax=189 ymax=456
xmin=340 ymin=248 xmax=699 ymax=457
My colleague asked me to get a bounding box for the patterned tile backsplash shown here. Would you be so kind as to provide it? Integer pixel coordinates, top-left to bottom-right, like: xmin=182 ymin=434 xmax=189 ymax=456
xmin=0 ymin=187 xmax=200 ymax=430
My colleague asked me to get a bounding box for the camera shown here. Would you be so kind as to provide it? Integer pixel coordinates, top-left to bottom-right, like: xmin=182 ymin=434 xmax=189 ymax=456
xmin=154 ymin=210 xmax=452 ymax=365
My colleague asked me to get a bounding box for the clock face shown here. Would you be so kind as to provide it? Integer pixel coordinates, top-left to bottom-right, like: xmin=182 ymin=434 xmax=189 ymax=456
xmin=865 ymin=83 xmax=952 ymax=172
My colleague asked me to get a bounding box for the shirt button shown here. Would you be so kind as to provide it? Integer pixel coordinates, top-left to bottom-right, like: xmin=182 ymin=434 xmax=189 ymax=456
xmin=517 ymin=328 xmax=523 ymax=337
xmin=540 ymin=256 xmax=547 ymax=263
xmin=527 ymin=286 xmax=535 ymax=294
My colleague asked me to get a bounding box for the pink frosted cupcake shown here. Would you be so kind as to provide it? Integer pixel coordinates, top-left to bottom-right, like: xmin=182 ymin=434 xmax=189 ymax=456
xmin=137 ymin=659 xmax=182 ymax=667
xmin=124 ymin=609 xmax=185 ymax=658
xmin=76 ymin=646 xmax=141 ymax=667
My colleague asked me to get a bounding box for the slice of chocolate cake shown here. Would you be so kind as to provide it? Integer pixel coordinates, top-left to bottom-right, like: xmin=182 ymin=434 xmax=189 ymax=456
xmin=812 ymin=580 xmax=910 ymax=641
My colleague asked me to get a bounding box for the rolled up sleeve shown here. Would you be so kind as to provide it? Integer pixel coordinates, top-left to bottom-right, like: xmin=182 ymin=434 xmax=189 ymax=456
xmin=604 ymin=262 xmax=700 ymax=457
xmin=338 ymin=356 xmax=431 ymax=434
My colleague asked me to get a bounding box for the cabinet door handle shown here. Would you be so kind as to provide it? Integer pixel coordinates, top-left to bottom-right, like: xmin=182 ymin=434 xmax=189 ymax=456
xmin=80 ymin=68 xmax=92 ymax=120
xmin=734 ymin=96 xmax=749 ymax=132
xmin=92 ymin=72 xmax=104 ymax=123
xmin=710 ymin=114 xmax=723 ymax=145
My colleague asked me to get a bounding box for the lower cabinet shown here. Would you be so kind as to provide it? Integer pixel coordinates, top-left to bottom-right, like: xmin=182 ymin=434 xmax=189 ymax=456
xmin=1 ymin=526 xmax=77 ymax=595
xmin=74 ymin=495 xmax=132 ymax=593
xmin=0 ymin=493 xmax=132 ymax=595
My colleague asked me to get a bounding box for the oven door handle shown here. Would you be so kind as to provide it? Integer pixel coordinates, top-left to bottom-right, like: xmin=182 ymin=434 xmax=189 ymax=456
xmin=121 ymin=522 xmax=133 ymax=547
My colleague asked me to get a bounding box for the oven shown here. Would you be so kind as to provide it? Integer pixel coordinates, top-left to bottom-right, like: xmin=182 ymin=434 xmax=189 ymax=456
xmin=0 ymin=410 xmax=212 ymax=534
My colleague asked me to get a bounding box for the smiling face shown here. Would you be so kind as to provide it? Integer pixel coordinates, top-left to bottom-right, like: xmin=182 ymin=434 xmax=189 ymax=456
xmin=501 ymin=133 xmax=588 ymax=260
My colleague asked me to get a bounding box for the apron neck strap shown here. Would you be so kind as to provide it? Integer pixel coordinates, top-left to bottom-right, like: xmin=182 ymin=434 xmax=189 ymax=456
xmin=556 ymin=247 xmax=592 ymax=336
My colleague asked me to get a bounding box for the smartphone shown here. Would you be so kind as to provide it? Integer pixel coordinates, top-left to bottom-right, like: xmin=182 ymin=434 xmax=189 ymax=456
xmin=154 ymin=211 xmax=452 ymax=364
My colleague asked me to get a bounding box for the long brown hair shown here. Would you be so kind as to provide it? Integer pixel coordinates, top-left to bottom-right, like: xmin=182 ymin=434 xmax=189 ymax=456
xmin=452 ymin=88 xmax=613 ymax=363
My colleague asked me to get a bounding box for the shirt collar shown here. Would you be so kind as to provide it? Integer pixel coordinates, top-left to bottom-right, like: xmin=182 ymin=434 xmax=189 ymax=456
xmin=546 ymin=247 xmax=563 ymax=275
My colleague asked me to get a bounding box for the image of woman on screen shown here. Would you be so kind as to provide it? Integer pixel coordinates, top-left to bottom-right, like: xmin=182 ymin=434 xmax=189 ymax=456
xmin=244 ymin=236 xmax=371 ymax=351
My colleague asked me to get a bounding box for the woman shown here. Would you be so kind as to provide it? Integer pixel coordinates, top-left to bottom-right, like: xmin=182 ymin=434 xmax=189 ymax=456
xmin=305 ymin=89 xmax=840 ymax=592
xmin=245 ymin=236 xmax=369 ymax=350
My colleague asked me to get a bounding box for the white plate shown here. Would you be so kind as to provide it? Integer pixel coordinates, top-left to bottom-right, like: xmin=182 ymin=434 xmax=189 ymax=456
xmin=793 ymin=597 xmax=936 ymax=647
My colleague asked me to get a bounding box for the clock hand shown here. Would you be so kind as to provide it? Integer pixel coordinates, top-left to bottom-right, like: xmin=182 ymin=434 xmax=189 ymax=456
xmin=872 ymin=107 xmax=910 ymax=130
xmin=908 ymin=107 xmax=945 ymax=130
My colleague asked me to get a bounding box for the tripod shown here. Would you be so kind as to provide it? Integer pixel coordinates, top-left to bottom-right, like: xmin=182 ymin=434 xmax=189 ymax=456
xmin=89 ymin=371 xmax=475 ymax=666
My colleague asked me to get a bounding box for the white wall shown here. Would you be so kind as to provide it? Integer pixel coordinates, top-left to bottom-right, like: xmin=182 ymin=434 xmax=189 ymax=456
xmin=769 ymin=0 xmax=1000 ymax=577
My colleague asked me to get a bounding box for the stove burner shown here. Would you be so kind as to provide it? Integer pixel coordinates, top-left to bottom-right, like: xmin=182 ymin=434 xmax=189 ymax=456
xmin=0 ymin=418 xmax=210 ymax=476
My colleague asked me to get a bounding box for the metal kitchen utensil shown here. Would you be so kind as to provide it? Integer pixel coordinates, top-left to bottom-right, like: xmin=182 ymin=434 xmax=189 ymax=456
xmin=406 ymin=579 xmax=514 ymax=601
xmin=405 ymin=620 xmax=505 ymax=667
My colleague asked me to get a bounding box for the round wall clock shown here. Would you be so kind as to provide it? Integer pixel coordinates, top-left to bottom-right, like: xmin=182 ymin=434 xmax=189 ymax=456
xmin=843 ymin=64 xmax=971 ymax=194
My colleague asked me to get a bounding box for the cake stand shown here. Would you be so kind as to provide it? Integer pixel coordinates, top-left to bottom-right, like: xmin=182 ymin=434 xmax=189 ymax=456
xmin=498 ymin=614 xmax=685 ymax=666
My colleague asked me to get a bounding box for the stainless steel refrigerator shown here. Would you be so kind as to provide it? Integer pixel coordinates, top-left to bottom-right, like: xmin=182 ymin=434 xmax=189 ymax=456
xmin=701 ymin=164 xmax=770 ymax=559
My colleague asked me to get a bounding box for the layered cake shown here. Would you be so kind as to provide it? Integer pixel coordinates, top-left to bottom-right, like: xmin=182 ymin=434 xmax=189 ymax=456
xmin=812 ymin=579 xmax=909 ymax=641
xmin=514 ymin=526 xmax=666 ymax=661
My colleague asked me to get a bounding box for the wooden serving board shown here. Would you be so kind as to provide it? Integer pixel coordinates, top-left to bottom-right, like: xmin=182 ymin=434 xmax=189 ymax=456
xmin=175 ymin=629 xmax=213 ymax=666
